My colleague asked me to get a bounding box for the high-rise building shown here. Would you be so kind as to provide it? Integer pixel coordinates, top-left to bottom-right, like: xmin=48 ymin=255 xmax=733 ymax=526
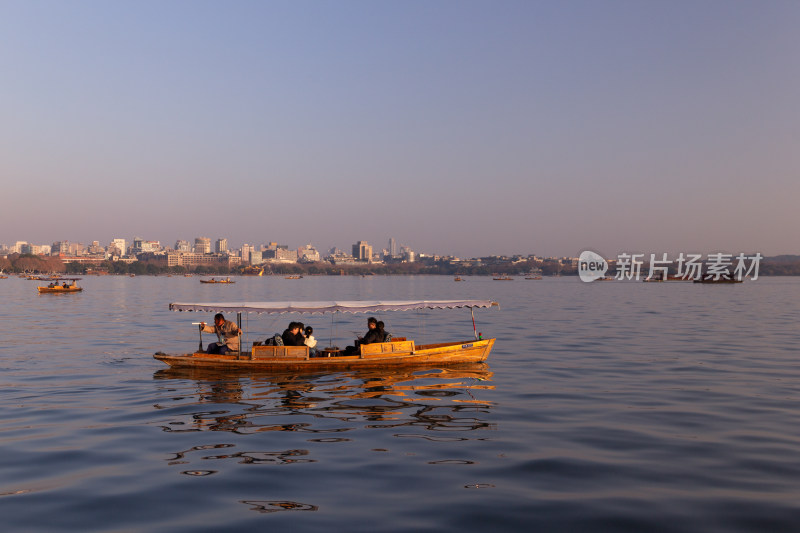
xmin=88 ymin=241 xmax=104 ymax=255
xmin=388 ymin=237 xmax=397 ymax=257
xmin=110 ymin=238 xmax=127 ymax=257
xmin=131 ymin=238 xmax=160 ymax=255
xmin=298 ymin=244 xmax=320 ymax=262
xmin=195 ymin=237 xmax=211 ymax=254
xmin=353 ymin=240 xmax=372 ymax=262
xmin=215 ymin=238 xmax=228 ymax=254
xmin=52 ymin=241 xmax=71 ymax=255
xmin=241 ymin=244 xmax=253 ymax=264
xmin=174 ymin=240 xmax=191 ymax=252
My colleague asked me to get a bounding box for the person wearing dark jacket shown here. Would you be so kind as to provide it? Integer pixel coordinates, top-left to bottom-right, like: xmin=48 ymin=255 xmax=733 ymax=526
xmin=361 ymin=324 xmax=384 ymax=345
xmin=344 ymin=317 xmax=382 ymax=355
xmin=376 ymin=321 xmax=388 ymax=343
xmin=281 ymin=322 xmax=305 ymax=346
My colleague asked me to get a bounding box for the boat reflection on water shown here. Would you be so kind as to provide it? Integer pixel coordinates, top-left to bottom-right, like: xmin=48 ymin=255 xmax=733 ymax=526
xmin=153 ymin=364 xmax=496 ymax=517
xmin=153 ymin=364 xmax=495 ymax=434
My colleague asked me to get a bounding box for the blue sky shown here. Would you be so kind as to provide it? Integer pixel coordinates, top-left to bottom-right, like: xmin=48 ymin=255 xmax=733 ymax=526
xmin=2 ymin=1 xmax=798 ymax=258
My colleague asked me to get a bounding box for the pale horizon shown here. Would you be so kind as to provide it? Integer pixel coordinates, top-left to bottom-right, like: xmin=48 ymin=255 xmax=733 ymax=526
xmin=3 ymin=1 xmax=799 ymax=259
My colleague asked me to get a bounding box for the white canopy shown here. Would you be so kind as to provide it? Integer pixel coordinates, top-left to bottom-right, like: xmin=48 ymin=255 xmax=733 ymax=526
xmin=169 ymin=300 xmax=498 ymax=314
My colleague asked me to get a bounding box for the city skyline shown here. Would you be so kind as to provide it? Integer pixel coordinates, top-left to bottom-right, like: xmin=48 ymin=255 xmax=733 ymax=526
xmin=4 ymin=235 xmax=418 ymax=257
xmin=2 ymin=2 xmax=799 ymax=258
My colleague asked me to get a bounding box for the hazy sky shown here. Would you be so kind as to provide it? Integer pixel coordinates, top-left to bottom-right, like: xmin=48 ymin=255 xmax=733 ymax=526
xmin=2 ymin=1 xmax=798 ymax=258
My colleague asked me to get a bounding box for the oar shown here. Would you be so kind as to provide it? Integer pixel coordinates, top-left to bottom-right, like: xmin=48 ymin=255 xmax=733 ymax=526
xmin=192 ymin=322 xmax=203 ymax=352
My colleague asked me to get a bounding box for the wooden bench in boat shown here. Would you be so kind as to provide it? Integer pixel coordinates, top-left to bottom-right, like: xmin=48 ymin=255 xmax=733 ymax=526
xmin=249 ymin=337 xmax=413 ymax=361
xmin=251 ymin=344 xmax=309 ymax=361
xmin=359 ymin=339 xmax=415 ymax=358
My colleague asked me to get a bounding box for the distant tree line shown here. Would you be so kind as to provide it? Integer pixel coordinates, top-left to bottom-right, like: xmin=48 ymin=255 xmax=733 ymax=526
xmin=3 ymin=254 xmax=799 ymax=276
xmin=0 ymin=254 xmax=66 ymax=273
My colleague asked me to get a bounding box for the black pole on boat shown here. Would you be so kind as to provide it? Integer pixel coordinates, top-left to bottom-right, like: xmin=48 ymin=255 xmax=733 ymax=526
xmin=198 ymin=323 xmax=203 ymax=352
xmin=237 ymin=312 xmax=242 ymax=359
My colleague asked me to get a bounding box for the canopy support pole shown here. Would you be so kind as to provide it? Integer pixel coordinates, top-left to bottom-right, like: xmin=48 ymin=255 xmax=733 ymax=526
xmin=471 ymin=308 xmax=478 ymax=340
xmin=237 ymin=312 xmax=242 ymax=359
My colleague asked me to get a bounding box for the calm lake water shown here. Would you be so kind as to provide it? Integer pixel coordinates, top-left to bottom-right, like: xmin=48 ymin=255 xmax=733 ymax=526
xmin=1 ymin=275 xmax=799 ymax=532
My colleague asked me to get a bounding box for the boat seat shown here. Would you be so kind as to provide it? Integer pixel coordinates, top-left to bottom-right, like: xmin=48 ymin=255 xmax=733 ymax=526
xmin=360 ymin=340 xmax=415 ymax=358
xmin=252 ymin=344 xmax=309 ymax=361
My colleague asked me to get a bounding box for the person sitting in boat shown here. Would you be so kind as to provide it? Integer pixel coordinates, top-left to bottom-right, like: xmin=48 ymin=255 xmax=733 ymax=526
xmin=360 ymin=317 xmax=384 ymax=345
xmin=304 ymin=326 xmax=317 ymax=356
xmin=281 ymin=322 xmax=305 ymax=346
xmin=200 ymin=313 xmax=241 ymax=354
xmin=344 ymin=317 xmax=383 ymax=354
xmin=62 ymin=282 xmax=69 ymax=288
xmin=376 ymin=321 xmax=389 ymax=342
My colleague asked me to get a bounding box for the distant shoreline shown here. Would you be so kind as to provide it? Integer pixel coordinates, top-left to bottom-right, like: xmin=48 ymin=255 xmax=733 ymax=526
xmin=3 ymin=253 xmax=800 ymax=277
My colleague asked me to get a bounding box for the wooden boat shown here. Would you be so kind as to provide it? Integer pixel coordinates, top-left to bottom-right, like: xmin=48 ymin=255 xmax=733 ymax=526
xmin=38 ymin=278 xmax=83 ymax=293
xmin=155 ymin=300 xmax=498 ymax=372
xmin=644 ymin=273 xmax=690 ymax=282
xmin=284 ymin=275 xmax=303 ymax=279
xmin=492 ymin=274 xmax=513 ymax=281
xmin=200 ymin=277 xmax=235 ymax=284
xmin=454 ymin=276 xmax=464 ymax=281
xmin=242 ymin=266 xmax=265 ymax=276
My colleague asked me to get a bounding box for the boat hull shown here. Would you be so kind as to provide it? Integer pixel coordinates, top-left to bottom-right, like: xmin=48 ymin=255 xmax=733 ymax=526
xmin=154 ymin=338 xmax=495 ymax=372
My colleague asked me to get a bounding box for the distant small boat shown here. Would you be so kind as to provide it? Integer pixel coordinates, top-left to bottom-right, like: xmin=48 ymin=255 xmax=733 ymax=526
xmin=200 ymin=278 xmax=235 ymax=284
xmin=693 ymin=277 xmax=743 ymax=284
xmin=454 ymin=276 xmax=464 ymax=282
xmin=492 ymin=274 xmax=513 ymax=281
xmin=285 ymin=275 xmax=303 ymax=279
xmin=644 ymin=273 xmax=690 ymax=282
xmin=38 ymin=278 xmax=83 ymax=293
xmin=524 ymin=272 xmax=542 ymax=280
